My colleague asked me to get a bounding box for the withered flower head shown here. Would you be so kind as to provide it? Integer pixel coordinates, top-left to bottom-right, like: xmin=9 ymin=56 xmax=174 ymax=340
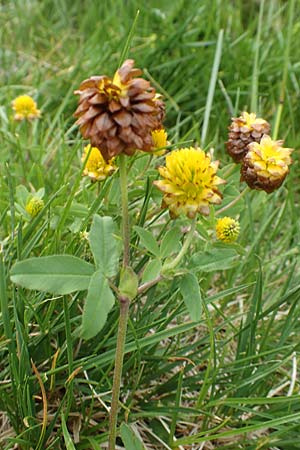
xmin=241 ymin=134 xmax=293 ymax=193
xmin=226 ymin=112 xmax=270 ymax=163
xmin=74 ymin=59 xmax=165 ymax=161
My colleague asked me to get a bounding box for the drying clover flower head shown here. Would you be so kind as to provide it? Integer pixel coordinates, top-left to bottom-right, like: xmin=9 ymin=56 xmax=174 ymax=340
xmin=12 ymin=95 xmax=41 ymax=121
xmin=151 ymin=128 xmax=169 ymax=156
xmin=82 ymin=144 xmax=116 ymax=182
xmin=241 ymin=135 xmax=293 ymax=193
xmin=25 ymin=197 xmax=44 ymax=217
xmin=216 ymin=217 xmax=240 ymax=243
xmin=74 ymin=59 xmax=165 ymax=161
xmin=226 ymin=111 xmax=270 ymax=163
xmin=154 ymin=147 xmax=225 ymax=219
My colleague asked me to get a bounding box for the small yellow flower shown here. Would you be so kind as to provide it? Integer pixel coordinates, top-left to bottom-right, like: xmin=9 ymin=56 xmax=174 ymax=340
xmin=154 ymin=147 xmax=225 ymax=219
xmin=82 ymin=145 xmax=116 ymax=181
xmin=151 ymin=129 xmax=169 ymax=156
xmin=216 ymin=217 xmax=240 ymax=243
xmin=25 ymin=197 xmax=44 ymax=217
xmin=241 ymin=135 xmax=293 ymax=193
xmin=12 ymin=95 xmax=41 ymax=121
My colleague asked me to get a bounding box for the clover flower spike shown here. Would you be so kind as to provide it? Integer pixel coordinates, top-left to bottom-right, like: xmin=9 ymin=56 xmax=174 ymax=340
xmin=25 ymin=197 xmax=44 ymax=217
xmin=74 ymin=59 xmax=165 ymax=161
xmin=154 ymin=147 xmax=225 ymax=219
xmin=82 ymin=145 xmax=116 ymax=182
xmin=151 ymin=129 xmax=169 ymax=156
xmin=226 ymin=111 xmax=270 ymax=163
xmin=216 ymin=217 xmax=240 ymax=243
xmin=12 ymin=95 xmax=41 ymax=121
xmin=241 ymin=135 xmax=293 ymax=193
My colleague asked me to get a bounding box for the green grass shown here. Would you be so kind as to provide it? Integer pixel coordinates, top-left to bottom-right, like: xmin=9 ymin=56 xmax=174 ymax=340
xmin=1 ymin=0 xmax=300 ymax=448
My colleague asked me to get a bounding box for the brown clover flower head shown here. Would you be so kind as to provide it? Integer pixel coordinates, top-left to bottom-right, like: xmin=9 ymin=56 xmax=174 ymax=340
xmin=241 ymin=134 xmax=293 ymax=193
xmin=226 ymin=112 xmax=270 ymax=163
xmin=74 ymin=59 xmax=165 ymax=161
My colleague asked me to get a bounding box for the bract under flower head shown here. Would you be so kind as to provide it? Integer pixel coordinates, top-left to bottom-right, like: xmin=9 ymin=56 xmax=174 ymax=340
xmin=216 ymin=217 xmax=240 ymax=243
xmin=82 ymin=144 xmax=116 ymax=182
xmin=74 ymin=59 xmax=165 ymax=161
xmin=241 ymin=134 xmax=293 ymax=193
xmin=12 ymin=95 xmax=41 ymax=121
xmin=154 ymin=147 xmax=225 ymax=219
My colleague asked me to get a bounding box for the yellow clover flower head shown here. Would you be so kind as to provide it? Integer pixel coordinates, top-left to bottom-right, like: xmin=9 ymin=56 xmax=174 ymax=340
xmin=241 ymin=135 xmax=293 ymax=193
xmin=154 ymin=147 xmax=225 ymax=219
xmin=216 ymin=217 xmax=240 ymax=243
xmin=12 ymin=95 xmax=41 ymax=121
xmin=25 ymin=197 xmax=44 ymax=217
xmin=82 ymin=144 xmax=116 ymax=182
xmin=151 ymin=129 xmax=169 ymax=156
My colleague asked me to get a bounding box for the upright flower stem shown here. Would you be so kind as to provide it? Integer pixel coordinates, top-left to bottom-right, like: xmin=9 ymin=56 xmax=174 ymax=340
xmin=108 ymin=154 xmax=131 ymax=450
xmin=119 ymin=154 xmax=130 ymax=268
xmin=108 ymin=296 xmax=130 ymax=450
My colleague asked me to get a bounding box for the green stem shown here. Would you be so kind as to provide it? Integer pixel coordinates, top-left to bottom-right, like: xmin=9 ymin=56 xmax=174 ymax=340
xmin=108 ymin=154 xmax=131 ymax=450
xmin=108 ymin=296 xmax=130 ymax=450
xmin=63 ymin=297 xmax=74 ymax=420
xmin=119 ymin=154 xmax=130 ymax=268
xmin=215 ymin=186 xmax=250 ymax=216
xmin=163 ymin=217 xmax=197 ymax=273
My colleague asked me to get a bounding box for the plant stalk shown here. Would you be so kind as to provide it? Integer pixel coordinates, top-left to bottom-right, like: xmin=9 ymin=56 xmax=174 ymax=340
xmin=108 ymin=153 xmax=131 ymax=450
xmin=108 ymin=296 xmax=130 ymax=450
xmin=163 ymin=217 xmax=197 ymax=273
xmin=119 ymin=154 xmax=130 ymax=268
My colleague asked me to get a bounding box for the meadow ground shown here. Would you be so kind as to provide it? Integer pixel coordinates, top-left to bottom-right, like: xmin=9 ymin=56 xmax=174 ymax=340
xmin=1 ymin=0 xmax=300 ymax=449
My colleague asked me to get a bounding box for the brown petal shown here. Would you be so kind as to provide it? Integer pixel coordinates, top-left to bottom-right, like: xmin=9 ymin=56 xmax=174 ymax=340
xmin=82 ymin=106 xmax=103 ymax=121
xmin=89 ymin=93 xmax=108 ymax=105
xmin=107 ymin=137 xmax=124 ymax=155
xmin=133 ymin=92 xmax=155 ymax=102
xmin=108 ymin=100 xmax=122 ymax=113
xmin=113 ymin=110 xmax=132 ymax=127
xmin=74 ymin=101 xmax=90 ymax=117
xmin=119 ymin=127 xmax=132 ymax=140
xmin=118 ymin=59 xmax=135 ymax=83
xmin=80 ymin=122 xmax=93 ymax=139
xmin=107 ymin=126 xmax=117 ymax=137
xmin=119 ymin=96 xmax=130 ymax=108
xmin=90 ymin=112 xmax=114 ymax=135
xmin=132 ymin=102 xmax=155 ymax=113
xmin=78 ymin=77 xmax=102 ymax=90
xmin=128 ymin=78 xmax=150 ymax=93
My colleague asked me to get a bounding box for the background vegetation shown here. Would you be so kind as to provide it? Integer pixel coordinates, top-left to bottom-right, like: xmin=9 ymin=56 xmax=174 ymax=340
xmin=1 ymin=0 xmax=300 ymax=448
